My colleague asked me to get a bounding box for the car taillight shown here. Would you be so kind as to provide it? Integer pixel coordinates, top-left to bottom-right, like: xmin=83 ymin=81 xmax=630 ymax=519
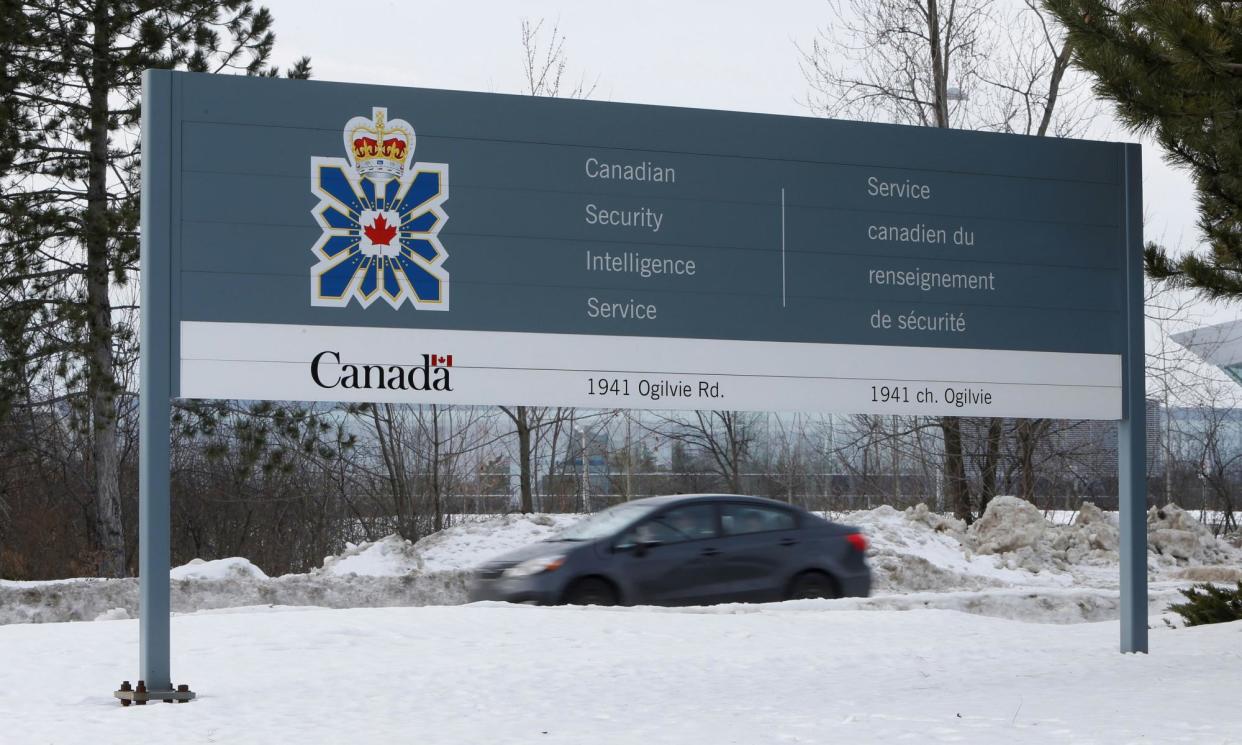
xmin=845 ymin=533 xmax=868 ymax=552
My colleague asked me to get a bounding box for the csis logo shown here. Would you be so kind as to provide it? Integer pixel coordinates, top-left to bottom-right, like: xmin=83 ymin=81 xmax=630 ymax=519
xmin=309 ymin=107 xmax=450 ymax=311
xmin=310 ymin=351 xmax=454 ymax=392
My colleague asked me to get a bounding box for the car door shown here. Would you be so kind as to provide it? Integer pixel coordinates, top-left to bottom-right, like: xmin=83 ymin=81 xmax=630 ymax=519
xmin=613 ymin=503 xmax=723 ymax=605
xmin=714 ymin=503 xmax=801 ymax=602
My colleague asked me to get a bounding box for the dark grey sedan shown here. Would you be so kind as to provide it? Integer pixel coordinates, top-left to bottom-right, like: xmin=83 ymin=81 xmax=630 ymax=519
xmin=468 ymin=494 xmax=870 ymax=606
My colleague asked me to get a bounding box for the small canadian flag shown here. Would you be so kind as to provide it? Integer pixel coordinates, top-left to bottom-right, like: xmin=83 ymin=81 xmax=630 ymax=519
xmin=431 ymin=354 xmax=453 ymax=367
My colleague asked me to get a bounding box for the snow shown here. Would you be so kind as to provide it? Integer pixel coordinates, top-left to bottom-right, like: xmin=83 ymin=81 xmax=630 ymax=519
xmin=316 ymin=534 xmax=423 ymax=577
xmin=413 ymin=513 xmax=584 ymax=572
xmin=169 ymin=557 xmax=268 ymax=581
xmin=2 ymin=502 xmax=1239 ymax=626
xmin=3 ymin=499 xmax=1241 ymax=741
xmin=1146 ymin=503 xmax=1236 ymax=565
xmin=1 ymin=603 xmax=1240 ymax=744
xmin=843 ymin=503 xmax=1076 ymax=593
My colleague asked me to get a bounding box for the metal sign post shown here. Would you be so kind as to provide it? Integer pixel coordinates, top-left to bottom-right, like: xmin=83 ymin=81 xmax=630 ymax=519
xmin=121 ymin=69 xmax=192 ymax=705
xmin=1119 ymin=144 xmax=1148 ymax=654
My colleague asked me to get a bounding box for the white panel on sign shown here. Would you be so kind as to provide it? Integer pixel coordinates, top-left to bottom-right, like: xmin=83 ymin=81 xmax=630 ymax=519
xmin=180 ymin=321 xmax=1121 ymax=419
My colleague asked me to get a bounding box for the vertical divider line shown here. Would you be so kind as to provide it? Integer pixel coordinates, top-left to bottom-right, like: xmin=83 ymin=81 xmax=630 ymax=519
xmin=781 ymin=187 xmax=786 ymax=308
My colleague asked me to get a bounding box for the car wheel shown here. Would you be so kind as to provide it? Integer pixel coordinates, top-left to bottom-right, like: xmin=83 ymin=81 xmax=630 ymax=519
xmin=787 ymin=571 xmax=840 ymax=600
xmin=563 ymin=577 xmax=619 ymax=606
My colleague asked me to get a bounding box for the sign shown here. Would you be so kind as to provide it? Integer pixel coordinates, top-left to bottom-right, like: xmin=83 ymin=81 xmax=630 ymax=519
xmin=136 ymin=71 xmax=1148 ymax=697
xmin=155 ymin=72 xmax=1133 ymax=420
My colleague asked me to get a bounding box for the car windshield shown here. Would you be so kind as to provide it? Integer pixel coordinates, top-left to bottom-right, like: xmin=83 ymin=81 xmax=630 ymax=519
xmin=552 ymin=503 xmax=656 ymax=541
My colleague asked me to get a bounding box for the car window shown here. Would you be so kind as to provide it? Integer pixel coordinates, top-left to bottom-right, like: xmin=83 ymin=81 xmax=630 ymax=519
xmin=721 ymin=504 xmax=797 ymax=536
xmin=556 ymin=503 xmax=655 ymax=541
xmin=632 ymin=504 xmax=718 ymax=544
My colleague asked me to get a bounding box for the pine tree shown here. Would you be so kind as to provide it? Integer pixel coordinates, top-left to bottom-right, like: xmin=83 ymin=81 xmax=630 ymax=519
xmin=0 ymin=1 xmax=309 ymax=577
xmin=1168 ymin=581 xmax=1242 ymax=626
xmin=1045 ymin=0 xmax=1242 ymax=296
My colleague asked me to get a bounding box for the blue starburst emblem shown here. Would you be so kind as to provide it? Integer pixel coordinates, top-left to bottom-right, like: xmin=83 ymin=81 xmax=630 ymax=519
xmin=310 ymin=107 xmax=449 ymax=310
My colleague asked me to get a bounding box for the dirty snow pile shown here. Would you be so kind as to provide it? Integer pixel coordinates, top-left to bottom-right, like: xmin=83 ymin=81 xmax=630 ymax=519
xmin=848 ymin=497 xmax=1242 ymax=595
xmin=843 ymin=502 xmax=1072 ymax=594
xmin=0 ymin=515 xmax=585 ymax=625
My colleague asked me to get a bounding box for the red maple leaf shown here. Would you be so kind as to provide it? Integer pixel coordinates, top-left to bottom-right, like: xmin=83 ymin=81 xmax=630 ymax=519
xmin=364 ymin=214 xmax=397 ymax=246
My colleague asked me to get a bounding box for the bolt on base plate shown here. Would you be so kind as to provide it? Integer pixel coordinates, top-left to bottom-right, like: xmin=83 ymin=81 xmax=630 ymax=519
xmin=114 ymin=681 xmax=195 ymax=705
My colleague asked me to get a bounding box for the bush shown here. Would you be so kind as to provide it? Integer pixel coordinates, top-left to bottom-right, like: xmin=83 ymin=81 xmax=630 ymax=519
xmin=1168 ymin=582 xmax=1242 ymax=627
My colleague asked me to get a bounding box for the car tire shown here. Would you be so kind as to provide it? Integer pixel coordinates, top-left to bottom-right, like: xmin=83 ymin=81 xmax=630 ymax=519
xmin=787 ymin=571 xmax=841 ymax=600
xmin=563 ymin=577 xmax=619 ymax=606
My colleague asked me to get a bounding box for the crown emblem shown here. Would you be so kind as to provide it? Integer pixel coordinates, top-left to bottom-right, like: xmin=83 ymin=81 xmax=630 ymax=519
xmin=342 ymin=107 xmax=415 ymax=181
xmin=311 ymin=105 xmax=449 ymax=311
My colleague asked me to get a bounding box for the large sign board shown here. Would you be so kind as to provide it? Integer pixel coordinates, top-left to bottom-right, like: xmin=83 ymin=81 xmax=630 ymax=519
xmin=152 ymin=72 xmax=1134 ymax=420
xmin=136 ymin=71 xmax=1147 ymax=695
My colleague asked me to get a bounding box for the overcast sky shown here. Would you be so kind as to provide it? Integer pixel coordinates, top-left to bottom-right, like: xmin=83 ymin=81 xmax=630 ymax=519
xmin=257 ymin=0 xmax=1222 ymax=332
xmin=259 ymin=0 xmax=1203 ymax=253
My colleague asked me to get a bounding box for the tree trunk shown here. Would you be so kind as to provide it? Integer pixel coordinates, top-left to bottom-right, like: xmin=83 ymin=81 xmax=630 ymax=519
xmin=891 ymin=415 xmax=901 ymax=500
xmin=1016 ymin=418 xmax=1047 ymax=502
xmin=371 ymin=404 xmax=410 ymax=533
xmin=431 ymin=405 xmax=443 ymax=532
xmin=516 ymin=406 xmax=534 ymax=513
xmin=728 ymin=418 xmax=742 ymax=494
xmin=926 ymin=0 xmax=950 ymax=128
xmin=978 ymin=417 xmax=1003 ymax=515
xmin=86 ymin=4 xmax=125 ymax=577
xmin=941 ymin=416 xmax=973 ymax=523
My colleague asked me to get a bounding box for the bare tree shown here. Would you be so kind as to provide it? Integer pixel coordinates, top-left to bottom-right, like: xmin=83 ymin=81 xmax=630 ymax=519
xmin=349 ymin=403 xmax=500 ymax=536
xmin=521 ymin=18 xmax=598 ymax=99
xmin=1145 ymin=282 xmax=1225 ymax=502
xmin=499 ymin=405 xmax=573 ymax=513
xmin=648 ymin=411 xmax=761 ymax=494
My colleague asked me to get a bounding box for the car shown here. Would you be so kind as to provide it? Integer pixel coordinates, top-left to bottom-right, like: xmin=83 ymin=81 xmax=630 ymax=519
xmin=468 ymin=494 xmax=870 ymax=606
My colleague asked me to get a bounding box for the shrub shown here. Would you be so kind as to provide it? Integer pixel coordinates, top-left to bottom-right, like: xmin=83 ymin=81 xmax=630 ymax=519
xmin=1168 ymin=582 xmax=1242 ymax=627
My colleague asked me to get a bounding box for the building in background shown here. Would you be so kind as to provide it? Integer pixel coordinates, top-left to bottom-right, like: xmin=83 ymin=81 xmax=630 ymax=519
xmin=1173 ymin=320 xmax=1242 ymax=384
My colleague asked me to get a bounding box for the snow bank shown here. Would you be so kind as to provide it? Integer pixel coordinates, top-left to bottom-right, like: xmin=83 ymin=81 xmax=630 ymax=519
xmin=962 ymin=496 xmax=1121 ymax=574
xmin=1147 ymin=503 xmax=1235 ymax=564
xmin=842 ymin=504 xmax=1066 ymax=593
xmin=969 ymin=496 xmax=1049 ymax=554
xmin=413 ymin=513 xmax=583 ymax=572
xmin=317 ymin=534 xmax=423 ymax=577
xmin=840 ymin=498 xmax=1241 ymax=597
xmin=170 ymin=557 xmax=268 ymax=581
xmin=3 ymin=502 xmax=1239 ymax=626
xmin=956 ymin=497 xmax=1240 ymax=576
xmin=0 ymin=571 xmax=470 ymax=625
xmin=92 ymin=607 xmax=130 ymax=622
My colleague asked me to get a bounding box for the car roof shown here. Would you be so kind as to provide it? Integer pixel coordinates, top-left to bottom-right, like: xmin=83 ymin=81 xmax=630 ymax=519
xmin=624 ymin=493 xmax=802 ymax=509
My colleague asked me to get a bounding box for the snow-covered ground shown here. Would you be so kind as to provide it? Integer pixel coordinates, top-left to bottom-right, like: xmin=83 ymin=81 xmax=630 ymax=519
xmin=2 ymin=602 xmax=1239 ymax=744
xmin=3 ymin=499 xmax=1238 ymax=625
xmin=3 ymin=499 xmax=1240 ymax=742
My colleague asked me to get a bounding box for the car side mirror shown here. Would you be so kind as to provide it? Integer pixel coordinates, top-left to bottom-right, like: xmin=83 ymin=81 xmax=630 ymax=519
xmin=634 ymin=540 xmax=661 ymax=557
xmin=613 ymin=539 xmax=659 ymax=557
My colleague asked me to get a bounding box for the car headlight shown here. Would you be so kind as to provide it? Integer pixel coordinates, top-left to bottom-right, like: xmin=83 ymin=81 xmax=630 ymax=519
xmin=501 ymin=555 xmax=566 ymax=579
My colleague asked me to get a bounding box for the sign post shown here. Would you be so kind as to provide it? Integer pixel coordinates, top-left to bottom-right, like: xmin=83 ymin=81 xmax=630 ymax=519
xmin=127 ymin=68 xmax=1148 ymax=699
xmin=125 ymin=69 xmax=190 ymax=705
xmin=1119 ymin=144 xmax=1148 ymax=654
